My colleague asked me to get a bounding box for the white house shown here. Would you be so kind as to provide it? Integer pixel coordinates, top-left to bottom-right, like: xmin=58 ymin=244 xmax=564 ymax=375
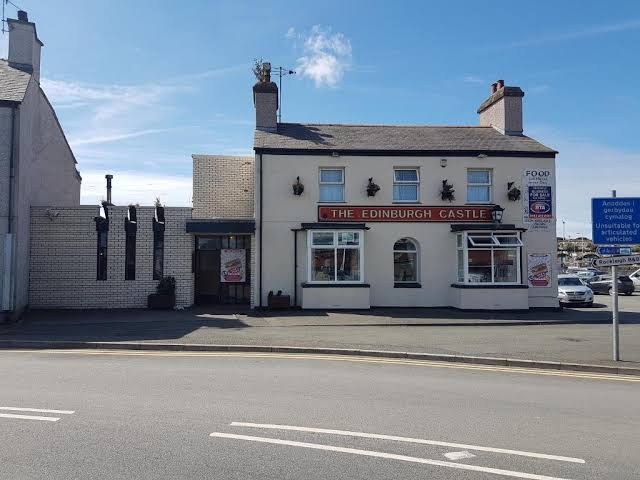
xmin=0 ymin=11 xmax=81 ymax=319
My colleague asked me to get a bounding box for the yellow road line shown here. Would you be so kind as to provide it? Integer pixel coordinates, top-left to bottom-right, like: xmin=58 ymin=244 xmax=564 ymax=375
xmin=3 ymin=348 xmax=639 ymax=383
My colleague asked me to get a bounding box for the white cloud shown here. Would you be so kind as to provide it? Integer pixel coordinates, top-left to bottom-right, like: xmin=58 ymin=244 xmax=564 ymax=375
xmin=291 ymin=25 xmax=352 ymax=88
xmin=70 ymin=128 xmax=178 ymax=147
xmin=285 ymin=27 xmax=296 ymax=39
xmin=80 ymin=170 xmax=192 ymax=206
xmin=462 ymin=75 xmax=484 ymax=84
xmin=491 ymin=18 xmax=640 ymax=49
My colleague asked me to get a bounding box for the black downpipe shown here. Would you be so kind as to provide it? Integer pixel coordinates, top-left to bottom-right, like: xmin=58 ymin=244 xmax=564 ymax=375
xmin=258 ymin=153 xmax=263 ymax=308
xmin=293 ymin=229 xmax=297 ymax=307
xmin=7 ymin=106 xmax=16 ymax=235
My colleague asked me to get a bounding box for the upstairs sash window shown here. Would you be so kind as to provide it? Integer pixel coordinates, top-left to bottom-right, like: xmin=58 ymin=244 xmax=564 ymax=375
xmin=393 ymin=169 xmax=419 ymax=202
xmin=319 ymin=168 xmax=345 ymax=202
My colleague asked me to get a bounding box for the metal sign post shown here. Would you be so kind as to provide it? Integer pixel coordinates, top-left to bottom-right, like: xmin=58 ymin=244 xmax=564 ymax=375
xmin=612 ymin=190 xmax=619 ymax=361
xmin=591 ymin=191 xmax=640 ymax=361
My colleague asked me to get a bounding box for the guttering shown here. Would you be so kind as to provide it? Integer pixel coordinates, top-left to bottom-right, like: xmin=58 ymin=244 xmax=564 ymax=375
xmin=7 ymin=106 xmax=17 ymax=236
xmin=253 ymin=148 xmax=557 ymax=158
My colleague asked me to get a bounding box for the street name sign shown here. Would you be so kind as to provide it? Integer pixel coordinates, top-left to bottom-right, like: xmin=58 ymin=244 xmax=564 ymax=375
xmin=592 ymin=254 xmax=640 ymax=268
xmin=591 ymin=197 xmax=640 ymax=245
xmin=596 ymin=246 xmax=632 ymax=256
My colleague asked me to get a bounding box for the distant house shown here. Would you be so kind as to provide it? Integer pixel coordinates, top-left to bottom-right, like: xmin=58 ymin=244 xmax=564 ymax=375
xmin=0 ymin=11 xmax=81 ymax=319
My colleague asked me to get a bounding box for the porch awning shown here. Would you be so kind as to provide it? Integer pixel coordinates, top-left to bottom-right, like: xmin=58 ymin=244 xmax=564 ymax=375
xmin=186 ymin=219 xmax=255 ymax=234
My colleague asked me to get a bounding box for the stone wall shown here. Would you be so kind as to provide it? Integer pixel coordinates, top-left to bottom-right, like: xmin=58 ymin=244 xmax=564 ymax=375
xmin=192 ymin=155 xmax=254 ymax=219
xmin=29 ymin=205 xmax=194 ymax=309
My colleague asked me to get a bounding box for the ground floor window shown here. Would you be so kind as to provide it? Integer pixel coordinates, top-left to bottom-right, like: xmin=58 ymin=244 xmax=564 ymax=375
xmin=456 ymin=232 xmax=523 ymax=284
xmin=308 ymin=230 xmax=363 ymax=283
xmin=394 ymin=238 xmax=419 ymax=283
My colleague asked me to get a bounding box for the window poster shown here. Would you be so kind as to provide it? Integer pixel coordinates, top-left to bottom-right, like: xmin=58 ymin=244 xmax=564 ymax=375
xmin=220 ymin=249 xmax=246 ymax=283
xmin=527 ymin=253 xmax=551 ymax=288
xmin=522 ymin=169 xmax=554 ymax=232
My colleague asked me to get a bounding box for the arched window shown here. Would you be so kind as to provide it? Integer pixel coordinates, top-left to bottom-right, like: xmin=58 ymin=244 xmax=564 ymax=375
xmin=394 ymin=238 xmax=419 ymax=285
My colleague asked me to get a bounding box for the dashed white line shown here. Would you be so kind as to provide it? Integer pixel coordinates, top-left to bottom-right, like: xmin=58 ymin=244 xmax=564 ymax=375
xmin=209 ymin=432 xmax=576 ymax=480
xmin=0 ymin=407 xmax=75 ymax=415
xmin=0 ymin=413 xmax=60 ymax=422
xmin=230 ymin=422 xmax=585 ymax=464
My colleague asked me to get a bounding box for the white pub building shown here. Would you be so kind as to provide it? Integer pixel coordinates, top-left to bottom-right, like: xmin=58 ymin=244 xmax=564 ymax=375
xmin=251 ymin=66 xmax=558 ymax=310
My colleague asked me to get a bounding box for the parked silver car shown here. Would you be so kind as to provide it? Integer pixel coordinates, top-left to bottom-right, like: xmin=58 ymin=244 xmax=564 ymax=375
xmin=558 ymin=274 xmax=594 ymax=306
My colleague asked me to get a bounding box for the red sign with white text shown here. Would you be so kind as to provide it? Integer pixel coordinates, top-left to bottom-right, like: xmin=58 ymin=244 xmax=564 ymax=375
xmin=318 ymin=205 xmax=493 ymax=222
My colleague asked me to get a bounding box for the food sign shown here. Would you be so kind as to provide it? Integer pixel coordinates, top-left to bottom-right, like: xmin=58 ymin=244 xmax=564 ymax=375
xmin=527 ymin=253 xmax=551 ymax=288
xmin=522 ymin=169 xmax=554 ymax=231
xmin=220 ymin=249 xmax=246 ymax=283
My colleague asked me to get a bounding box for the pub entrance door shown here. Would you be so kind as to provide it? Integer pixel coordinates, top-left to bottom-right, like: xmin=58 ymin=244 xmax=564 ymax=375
xmin=194 ymin=235 xmax=251 ymax=305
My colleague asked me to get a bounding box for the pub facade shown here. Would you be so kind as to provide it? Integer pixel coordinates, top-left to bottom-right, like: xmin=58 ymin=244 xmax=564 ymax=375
xmin=252 ymin=67 xmax=558 ymax=310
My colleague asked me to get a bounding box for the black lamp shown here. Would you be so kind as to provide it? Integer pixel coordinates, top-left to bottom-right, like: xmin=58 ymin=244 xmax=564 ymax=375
xmin=491 ymin=205 xmax=505 ymax=223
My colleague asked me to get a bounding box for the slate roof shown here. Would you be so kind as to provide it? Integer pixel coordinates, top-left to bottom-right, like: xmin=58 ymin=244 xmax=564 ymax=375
xmin=0 ymin=59 xmax=31 ymax=102
xmin=254 ymin=123 xmax=556 ymax=155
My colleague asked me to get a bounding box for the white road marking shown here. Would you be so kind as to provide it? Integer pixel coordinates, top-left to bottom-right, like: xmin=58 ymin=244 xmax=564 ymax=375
xmin=0 ymin=407 xmax=75 ymax=415
xmin=209 ymin=432 xmax=576 ymax=480
xmin=444 ymin=450 xmax=476 ymax=461
xmin=0 ymin=413 xmax=60 ymax=422
xmin=230 ymin=422 xmax=585 ymax=464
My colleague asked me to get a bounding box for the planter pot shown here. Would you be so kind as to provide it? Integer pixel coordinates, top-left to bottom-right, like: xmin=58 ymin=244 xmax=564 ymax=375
xmin=148 ymin=293 xmax=176 ymax=310
xmin=268 ymin=295 xmax=291 ymax=309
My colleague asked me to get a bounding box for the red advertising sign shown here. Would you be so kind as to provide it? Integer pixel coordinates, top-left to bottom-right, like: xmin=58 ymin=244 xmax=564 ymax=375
xmin=318 ymin=205 xmax=493 ymax=223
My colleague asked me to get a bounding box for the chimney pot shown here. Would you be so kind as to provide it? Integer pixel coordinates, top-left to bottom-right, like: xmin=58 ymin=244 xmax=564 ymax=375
xmin=105 ymin=174 xmax=113 ymax=205
xmin=497 ymin=79 xmax=504 ymax=89
xmin=17 ymin=10 xmax=28 ymax=22
xmin=263 ymin=62 xmax=271 ymax=83
xmin=491 ymin=82 xmax=498 ymax=94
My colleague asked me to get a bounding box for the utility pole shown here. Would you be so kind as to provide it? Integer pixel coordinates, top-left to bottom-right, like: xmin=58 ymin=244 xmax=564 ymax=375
xmin=275 ymin=66 xmax=296 ymax=123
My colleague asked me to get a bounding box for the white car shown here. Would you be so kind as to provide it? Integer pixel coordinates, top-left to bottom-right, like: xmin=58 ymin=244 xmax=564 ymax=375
xmin=558 ymin=274 xmax=594 ymax=307
xmin=629 ymin=269 xmax=640 ymax=290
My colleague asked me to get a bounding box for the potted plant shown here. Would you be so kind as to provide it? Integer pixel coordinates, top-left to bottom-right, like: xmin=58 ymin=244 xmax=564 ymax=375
xmin=292 ymin=176 xmax=304 ymax=196
xmin=507 ymin=182 xmax=521 ymax=201
xmin=148 ymin=276 xmax=176 ymax=309
xmin=366 ymin=178 xmax=381 ymax=197
xmin=440 ymin=179 xmax=455 ymax=202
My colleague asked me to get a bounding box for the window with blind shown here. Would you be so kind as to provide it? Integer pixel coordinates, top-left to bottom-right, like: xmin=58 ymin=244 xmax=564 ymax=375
xmin=467 ymin=169 xmax=492 ymax=203
xmin=393 ymin=168 xmax=419 ymax=202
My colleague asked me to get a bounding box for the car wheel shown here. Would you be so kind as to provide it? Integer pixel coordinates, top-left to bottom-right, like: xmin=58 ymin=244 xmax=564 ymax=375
xmin=625 ymin=292 xmax=633 ymax=296
xmin=608 ymin=287 xmax=613 ymax=296
xmin=585 ymin=301 xmax=593 ymax=307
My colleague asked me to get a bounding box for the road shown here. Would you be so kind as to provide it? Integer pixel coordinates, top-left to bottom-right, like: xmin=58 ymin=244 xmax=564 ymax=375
xmin=1 ymin=350 xmax=639 ymax=479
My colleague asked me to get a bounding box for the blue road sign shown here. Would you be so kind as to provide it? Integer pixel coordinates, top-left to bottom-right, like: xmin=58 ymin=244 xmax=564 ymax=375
xmin=596 ymin=246 xmax=632 ymax=256
xmin=592 ymin=198 xmax=640 ymax=245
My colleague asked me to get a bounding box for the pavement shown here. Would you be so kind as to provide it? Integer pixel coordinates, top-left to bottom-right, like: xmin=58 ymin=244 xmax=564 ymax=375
xmin=2 ymin=294 xmax=640 ymax=368
xmin=1 ymin=349 xmax=638 ymax=479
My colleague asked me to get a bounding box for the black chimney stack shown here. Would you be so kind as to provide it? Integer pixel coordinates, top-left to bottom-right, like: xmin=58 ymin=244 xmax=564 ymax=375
xmin=17 ymin=10 xmax=28 ymax=22
xmin=105 ymin=174 xmax=113 ymax=205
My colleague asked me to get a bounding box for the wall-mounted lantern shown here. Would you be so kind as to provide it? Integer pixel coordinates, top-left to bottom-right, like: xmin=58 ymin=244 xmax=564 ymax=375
xmin=507 ymin=182 xmax=521 ymax=201
xmin=491 ymin=204 xmax=505 ymax=223
xmin=440 ymin=179 xmax=455 ymax=202
xmin=292 ymin=176 xmax=304 ymax=196
xmin=366 ymin=178 xmax=381 ymax=197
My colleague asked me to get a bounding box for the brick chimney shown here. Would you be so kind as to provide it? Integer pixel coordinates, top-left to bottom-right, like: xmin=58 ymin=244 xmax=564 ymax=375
xmin=253 ymin=62 xmax=278 ymax=132
xmin=477 ymin=80 xmax=524 ymax=135
xmin=7 ymin=11 xmax=43 ymax=83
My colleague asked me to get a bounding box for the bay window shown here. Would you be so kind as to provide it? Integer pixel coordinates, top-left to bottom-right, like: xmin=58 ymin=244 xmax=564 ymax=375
xmin=308 ymin=230 xmax=363 ymax=283
xmin=456 ymin=232 xmax=523 ymax=284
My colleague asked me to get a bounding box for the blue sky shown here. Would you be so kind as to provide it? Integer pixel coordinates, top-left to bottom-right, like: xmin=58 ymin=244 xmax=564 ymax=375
xmin=2 ymin=0 xmax=640 ymax=237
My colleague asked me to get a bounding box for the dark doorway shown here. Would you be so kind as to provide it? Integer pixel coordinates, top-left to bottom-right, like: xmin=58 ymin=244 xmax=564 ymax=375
xmin=195 ymin=235 xmax=251 ymax=305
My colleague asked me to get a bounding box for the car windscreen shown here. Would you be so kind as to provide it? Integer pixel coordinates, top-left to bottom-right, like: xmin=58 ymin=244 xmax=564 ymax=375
xmin=559 ymin=278 xmax=583 ymax=286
